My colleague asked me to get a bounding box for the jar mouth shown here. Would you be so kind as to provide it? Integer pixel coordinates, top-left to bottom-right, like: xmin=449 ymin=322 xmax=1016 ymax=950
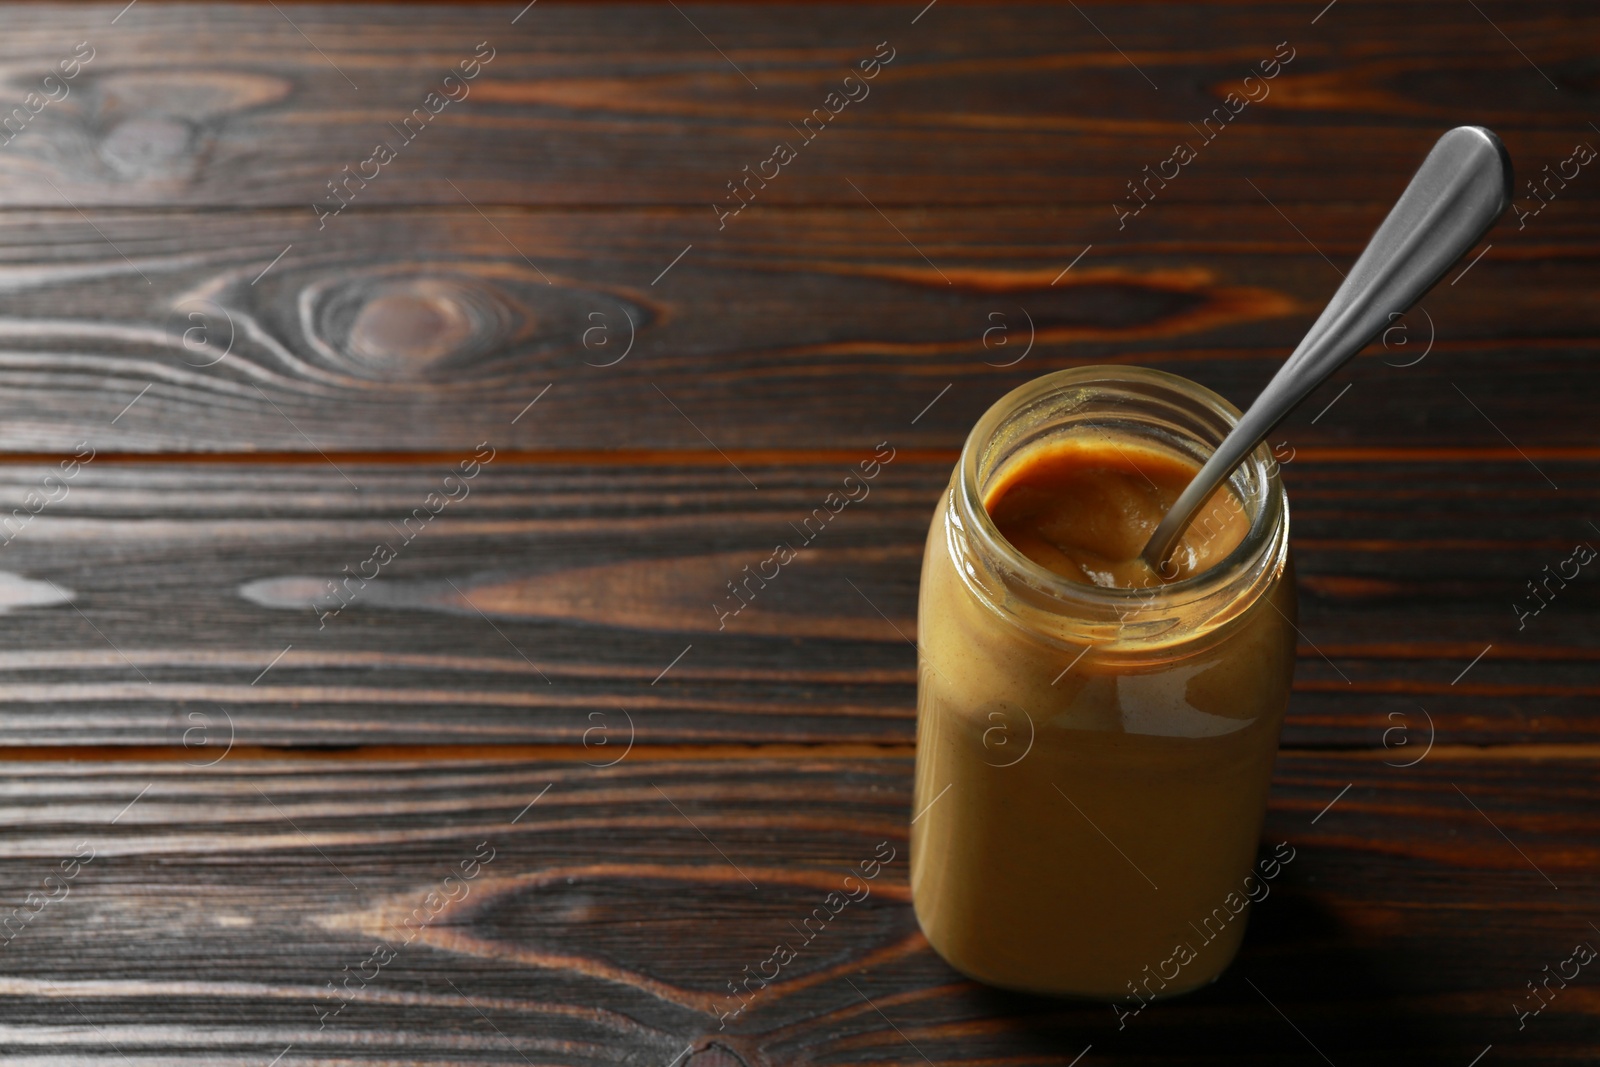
xmin=955 ymin=365 xmax=1287 ymax=632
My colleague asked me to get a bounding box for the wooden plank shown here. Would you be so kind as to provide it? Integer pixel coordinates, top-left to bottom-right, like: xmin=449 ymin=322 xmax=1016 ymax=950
xmin=0 ymin=3 xmax=1593 ymax=208
xmin=0 ymin=456 xmax=1590 ymax=746
xmin=0 ymin=751 xmax=1589 ymax=1064
xmin=0 ymin=204 xmax=1591 ymax=452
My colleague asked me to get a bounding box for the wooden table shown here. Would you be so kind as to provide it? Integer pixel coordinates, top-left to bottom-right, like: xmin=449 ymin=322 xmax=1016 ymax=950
xmin=0 ymin=2 xmax=1594 ymax=1062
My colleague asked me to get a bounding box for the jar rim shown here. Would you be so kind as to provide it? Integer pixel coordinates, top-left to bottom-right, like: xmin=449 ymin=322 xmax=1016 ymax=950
xmin=954 ymin=365 xmax=1288 ymax=636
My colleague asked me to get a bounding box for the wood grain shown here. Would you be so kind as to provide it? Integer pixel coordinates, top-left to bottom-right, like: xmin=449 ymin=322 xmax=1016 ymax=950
xmin=0 ymin=203 xmax=1590 ymax=452
xmin=0 ymin=3 xmax=1592 ymax=209
xmin=0 ymin=752 xmax=1591 ymax=1064
xmin=0 ymin=456 xmax=1587 ymax=746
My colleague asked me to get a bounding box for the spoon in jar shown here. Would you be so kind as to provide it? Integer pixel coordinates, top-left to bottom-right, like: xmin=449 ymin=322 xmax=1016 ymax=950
xmin=1140 ymin=125 xmax=1513 ymax=575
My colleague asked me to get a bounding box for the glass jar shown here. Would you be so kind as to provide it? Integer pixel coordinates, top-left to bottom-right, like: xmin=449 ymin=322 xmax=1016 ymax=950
xmin=909 ymin=365 xmax=1296 ymax=1001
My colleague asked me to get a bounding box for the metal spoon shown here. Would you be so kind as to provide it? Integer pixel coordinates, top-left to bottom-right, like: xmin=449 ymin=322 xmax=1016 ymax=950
xmin=1140 ymin=125 xmax=1513 ymax=574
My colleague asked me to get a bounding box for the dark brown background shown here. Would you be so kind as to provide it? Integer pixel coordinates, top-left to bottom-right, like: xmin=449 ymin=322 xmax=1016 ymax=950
xmin=0 ymin=1 xmax=1593 ymax=1063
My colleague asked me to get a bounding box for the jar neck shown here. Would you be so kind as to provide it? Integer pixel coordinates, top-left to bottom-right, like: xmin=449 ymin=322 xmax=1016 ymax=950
xmin=948 ymin=366 xmax=1289 ymax=654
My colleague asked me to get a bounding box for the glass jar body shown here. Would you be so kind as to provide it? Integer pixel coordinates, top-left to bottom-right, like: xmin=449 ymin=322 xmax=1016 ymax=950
xmin=908 ymin=366 xmax=1297 ymax=1001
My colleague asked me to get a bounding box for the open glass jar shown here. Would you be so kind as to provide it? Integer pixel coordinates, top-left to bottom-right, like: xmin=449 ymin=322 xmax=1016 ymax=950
xmin=909 ymin=365 xmax=1296 ymax=1001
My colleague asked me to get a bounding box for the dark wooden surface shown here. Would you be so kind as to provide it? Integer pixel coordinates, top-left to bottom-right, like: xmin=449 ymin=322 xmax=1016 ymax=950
xmin=0 ymin=456 xmax=1596 ymax=747
xmin=0 ymin=752 xmax=1594 ymax=1066
xmin=0 ymin=1 xmax=1596 ymax=1063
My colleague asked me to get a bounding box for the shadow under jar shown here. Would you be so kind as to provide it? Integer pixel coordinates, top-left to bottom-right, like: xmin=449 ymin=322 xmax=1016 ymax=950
xmin=910 ymin=365 xmax=1296 ymax=1000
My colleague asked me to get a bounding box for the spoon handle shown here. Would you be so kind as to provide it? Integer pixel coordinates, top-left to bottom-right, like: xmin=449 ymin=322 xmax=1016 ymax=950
xmin=1141 ymin=125 xmax=1513 ymax=572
